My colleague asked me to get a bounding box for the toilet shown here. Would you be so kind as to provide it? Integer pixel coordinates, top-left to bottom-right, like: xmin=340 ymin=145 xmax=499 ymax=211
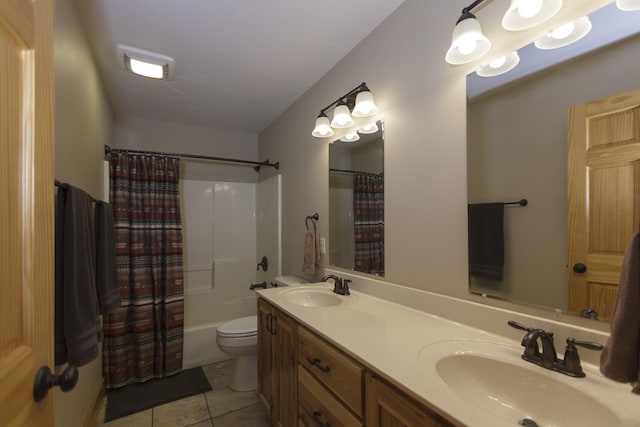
xmin=216 ymin=275 xmax=308 ymax=391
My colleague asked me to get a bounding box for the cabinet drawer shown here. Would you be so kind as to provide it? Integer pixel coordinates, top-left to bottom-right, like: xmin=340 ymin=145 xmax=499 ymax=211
xmin=298 ymin=365 xmax=362 ymax=427
xmin=298 ymin=327 xmax=363 ymax=416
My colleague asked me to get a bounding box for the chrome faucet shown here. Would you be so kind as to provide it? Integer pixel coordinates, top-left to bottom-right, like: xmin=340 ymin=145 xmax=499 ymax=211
xmin=320 ymin=275 xmax=350 ymax=296
xmin=508 ymin=321 xmax=603 ymax=378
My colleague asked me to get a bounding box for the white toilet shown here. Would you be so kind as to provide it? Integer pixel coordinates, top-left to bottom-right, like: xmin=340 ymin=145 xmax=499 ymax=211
xmin=216 ymin=275 xmax=308 ymax=391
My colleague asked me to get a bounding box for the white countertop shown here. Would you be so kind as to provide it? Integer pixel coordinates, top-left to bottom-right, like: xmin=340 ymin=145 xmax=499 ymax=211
xmin=257 ymin=282 xmax=640 ymax=427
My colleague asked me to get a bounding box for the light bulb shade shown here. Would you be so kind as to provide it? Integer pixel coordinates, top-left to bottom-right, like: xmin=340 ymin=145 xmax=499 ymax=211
xmin=331 ymin=103 xmax=355 ymax=128
xmin=502 ymin=0 xmax=562 ymax=31
xmin=311 ymin=114 xmax=334 ymax=138
xmin=445 ymin=14 xmax=492 ymax=65
xmin=534 ymin=16 xmax=592 ymax=50
xmin=617 ymin=0 xmax=640 ymax=10
xmin=358 ymin=122 xmax=379 ymax=134
xmin=340 ymin=131 xmax=360 ymax=142
xmin=352 ymin=90 xmax=379 ymax=117
xmin=476 ymin=51 xmax=520 ymax=77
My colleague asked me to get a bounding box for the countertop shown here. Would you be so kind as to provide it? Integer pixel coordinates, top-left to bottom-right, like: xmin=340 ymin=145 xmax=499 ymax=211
xmin=257 ymin=282 xmax=640 ymax=427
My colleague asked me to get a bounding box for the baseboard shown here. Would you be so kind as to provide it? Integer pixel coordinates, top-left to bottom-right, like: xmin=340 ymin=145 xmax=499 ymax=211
xmin=83 ymin=376 xmax=105 ymax=427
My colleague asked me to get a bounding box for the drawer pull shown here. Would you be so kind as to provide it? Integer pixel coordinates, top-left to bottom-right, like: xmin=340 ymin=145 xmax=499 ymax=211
xmin=307 ymin=357 xmax=331 ymax=373
xmin=313 ymin=411 xmax=331 ymax=427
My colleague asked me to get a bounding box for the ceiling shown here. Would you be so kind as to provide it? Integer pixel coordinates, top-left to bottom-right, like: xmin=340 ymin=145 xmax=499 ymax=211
xmin=74 ymin=0 xmax=405 ymax=133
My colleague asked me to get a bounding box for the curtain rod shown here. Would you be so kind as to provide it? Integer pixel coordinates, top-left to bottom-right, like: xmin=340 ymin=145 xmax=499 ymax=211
xmin=330 ymin=168 xmax=383 ymax=177
xmin=104 ymin=145 xmax=279 ymax=171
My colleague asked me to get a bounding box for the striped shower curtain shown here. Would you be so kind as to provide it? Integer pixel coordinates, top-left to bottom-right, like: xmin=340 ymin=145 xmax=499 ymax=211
xmin=103 ymin=152 xmax=185 ymax=389
xmin=354 ymin=173 xmax=384 ymax=275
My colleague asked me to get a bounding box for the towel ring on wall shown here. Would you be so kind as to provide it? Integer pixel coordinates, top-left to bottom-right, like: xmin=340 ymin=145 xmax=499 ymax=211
xmin=305 ymin=213 xmax=319 ymax=233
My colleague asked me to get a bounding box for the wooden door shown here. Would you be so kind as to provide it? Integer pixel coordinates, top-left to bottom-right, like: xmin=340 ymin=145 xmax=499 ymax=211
xmin=257 ymin=299 xmax=274 ymax=416
xmin=568 ymin=88 xmax=640 ymax=321
xmin=274 ymin=309 xmax=297 ymax=427
xmin=0 ymin=0 xmax=55 ymax=426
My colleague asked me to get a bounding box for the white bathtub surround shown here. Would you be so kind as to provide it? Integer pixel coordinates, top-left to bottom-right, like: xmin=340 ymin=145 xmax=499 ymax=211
xmin=257 ymin=279 xmax=639 ymax=426
xmin=181 ymin=180 xmax=259 ymax=368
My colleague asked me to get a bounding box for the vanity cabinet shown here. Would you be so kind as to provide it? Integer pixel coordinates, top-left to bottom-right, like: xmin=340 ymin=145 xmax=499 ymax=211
xmin=297 ymin=327 xmax=364 ymax=426
xmin=258 ymin=297 xmax=458 ymax=427
xmin=257 ymin=299 xmax=297 ymax=427
xmin=366 ymin=374 xmax=454 ymax=427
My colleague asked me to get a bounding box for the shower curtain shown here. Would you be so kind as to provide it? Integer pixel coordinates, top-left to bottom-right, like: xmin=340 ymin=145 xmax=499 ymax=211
xmin=103 ymin=152 xmax=185 ymax=389
xmin=354 ymin=173 xmax=384 ymax=275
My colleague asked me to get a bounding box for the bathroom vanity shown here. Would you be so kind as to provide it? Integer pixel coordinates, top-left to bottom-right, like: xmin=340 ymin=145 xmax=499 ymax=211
xmin=256 ymin=280 xmax=640 ymax=427
xmin=257 ymin=297 xmax=452 ymax=427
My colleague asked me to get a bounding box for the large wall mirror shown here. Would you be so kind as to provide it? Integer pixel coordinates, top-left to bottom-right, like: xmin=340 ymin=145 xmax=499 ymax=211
xmin=329 ymin=121 xmax=384 ymax=276
xmin=466 ymin=2 xmax=640 ymax=321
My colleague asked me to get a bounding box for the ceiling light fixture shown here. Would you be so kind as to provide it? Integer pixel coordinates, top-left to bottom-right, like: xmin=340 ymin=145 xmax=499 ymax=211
xmin=358 ymin=121 xmax=379 ymax=135
xmin=616 ymin=0 xmax=640 ymax=10
xmin=476 ymin=51 xmax=520 ymax=77
xmin=117 ymin=45 xmax=175 ymax=80
xmin=311 ymin=82 xmax=380 ymax=139
xmin=534 ymin=16 xmax=592 ymax=50
xmin=502 ymin=0 xmax=562 ymax=31
xmin=340 ymin=131 xmax=360 ymax=142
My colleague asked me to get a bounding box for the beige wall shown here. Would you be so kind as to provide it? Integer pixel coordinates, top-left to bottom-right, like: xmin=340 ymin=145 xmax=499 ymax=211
xmin=259 ymin=0 xmax=612 ymax=313
xmin=115 ymin=116 xmax=260 ymax=183
xmin=468 ymin=34 xmax=640 ymax=310
xmin=54 ymin=0 xmax=115 ymax=425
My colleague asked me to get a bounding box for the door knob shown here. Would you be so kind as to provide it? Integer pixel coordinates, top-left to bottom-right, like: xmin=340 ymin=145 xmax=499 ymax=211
xmin=33 ymin=365 xmax=78 ymax=402
xmin=572 ymin=263 xmax=587 ymax=273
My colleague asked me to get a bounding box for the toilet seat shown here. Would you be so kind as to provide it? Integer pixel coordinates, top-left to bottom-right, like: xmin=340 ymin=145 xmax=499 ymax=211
xmin=217 ymin=315 xmax=257 ymax=338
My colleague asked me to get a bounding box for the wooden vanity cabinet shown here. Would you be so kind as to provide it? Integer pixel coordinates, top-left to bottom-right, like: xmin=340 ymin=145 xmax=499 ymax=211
xmin=257 ymin=299 xmax=298 ymax=427
xmin=258 ymin=297 xmax=458 ymax=427
xmin=366 ymin=374 xmax=455 ymax=427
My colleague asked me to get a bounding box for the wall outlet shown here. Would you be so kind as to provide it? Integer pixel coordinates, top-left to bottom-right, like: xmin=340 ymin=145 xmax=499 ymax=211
xmin=319 ymin=237 xmax=326 ymax=254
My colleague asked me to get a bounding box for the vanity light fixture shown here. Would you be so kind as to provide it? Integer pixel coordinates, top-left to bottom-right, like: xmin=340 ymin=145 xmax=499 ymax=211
xmin=616 ymin=0 xmax=640 ymax=10
xmin=311 ymin=82 xmax=380 ymax=138
xmin=340 ymin=131 xmax=360 ymax=142
xmin=476 ymin=51 xmax=520 ymax=77
xmin=445 ymin=1 xmax=491 ymax=65
xmin=502 ymin=0 xmax=562 ymax=31
xmin=534 ymin=16 xmax=592 ymax=50
xmin=118 ymin=45 xmax=175 ymax=80
xmin=358 ymin=121 xmax=379 ymax=134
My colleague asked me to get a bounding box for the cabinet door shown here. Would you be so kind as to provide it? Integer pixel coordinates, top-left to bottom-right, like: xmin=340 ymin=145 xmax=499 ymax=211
xmin=365 ymin=374 xmax=454 ymax=427
xmin=257 ymin=299 xmax=274 ymax=415
xmin=274 ymin=309 xmax=298 ymax=427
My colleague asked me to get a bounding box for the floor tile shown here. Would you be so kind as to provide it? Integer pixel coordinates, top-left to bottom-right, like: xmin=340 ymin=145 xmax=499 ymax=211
xmin=184 ymin=420 xmax=213 ymax=427
xmin=201 ymin=360 xmax=233 ymax=390
xmin=205 ymin=387 xmax=259 ymax=417
xmin=152 ymin=393 xmax=211 ymax=427
xmin=211 ymin=403 xmax=270 ymax=427
xmin=96 ymin=406 xmax=152 ymax=427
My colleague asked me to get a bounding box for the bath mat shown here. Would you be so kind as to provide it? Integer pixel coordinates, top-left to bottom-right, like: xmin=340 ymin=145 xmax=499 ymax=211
xmin=104 ymin=366 xmax=212 ymax=422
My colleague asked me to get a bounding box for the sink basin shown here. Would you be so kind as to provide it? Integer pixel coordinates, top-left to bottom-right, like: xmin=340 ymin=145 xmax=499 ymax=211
xmin=282 ymin=287 xmax=344 ymax=307
xmin=419 ymin=340 xmax=622 ymax=427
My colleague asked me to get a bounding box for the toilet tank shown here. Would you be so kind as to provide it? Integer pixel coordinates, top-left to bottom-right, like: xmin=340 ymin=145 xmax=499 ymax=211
xmin=273 ymin=275 xmax=309 ymax=288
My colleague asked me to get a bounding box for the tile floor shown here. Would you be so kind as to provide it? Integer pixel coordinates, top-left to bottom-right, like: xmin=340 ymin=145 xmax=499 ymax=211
xmin=93 ymin=360 xmax=270 ymax=427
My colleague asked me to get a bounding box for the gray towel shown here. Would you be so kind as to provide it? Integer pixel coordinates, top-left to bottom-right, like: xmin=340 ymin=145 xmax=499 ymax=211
xmin=95 ymin=201 xmax=121 ymax=315
xmin=468 ymin=203 xmax=504 ymax=281
xmin=55 ymin=184 xmax=100 ymax=367
xmin=600 ymin=232 xmax=640 ymax=394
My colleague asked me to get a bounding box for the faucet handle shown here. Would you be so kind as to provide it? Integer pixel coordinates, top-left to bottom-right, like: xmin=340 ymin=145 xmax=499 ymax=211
xmin=508 ymin=320 xmax=534 ymax=332
xmin=566 ymin=338 xmax=603 ymax=351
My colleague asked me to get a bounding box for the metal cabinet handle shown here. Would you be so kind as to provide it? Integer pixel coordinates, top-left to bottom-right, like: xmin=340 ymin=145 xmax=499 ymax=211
xmin=265 ymin=313 xmax=272 ymax=333
xmin=313 ymin=411 xmax=331 ymax=427
xmin=572 ymin=263 xmax=587 ymax=273
xmin=306 ymin=357 xmax=331 ymax=372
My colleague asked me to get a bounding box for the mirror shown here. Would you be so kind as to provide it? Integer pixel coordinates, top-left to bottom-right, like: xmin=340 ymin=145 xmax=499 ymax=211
xmin=466 ymin=2 xmax=640 ymax=319
xmin=329 ymin=121 xmax=384 ymax=276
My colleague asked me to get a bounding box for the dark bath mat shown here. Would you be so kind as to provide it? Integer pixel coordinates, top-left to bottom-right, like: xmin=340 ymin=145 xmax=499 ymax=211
xmin=105 ymin=366 xmax=212 ymax=422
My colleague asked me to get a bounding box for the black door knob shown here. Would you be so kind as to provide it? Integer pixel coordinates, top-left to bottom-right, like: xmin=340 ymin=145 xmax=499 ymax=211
xmin=572 ymin=263 xmax=587 ymax=273
xmin=33 ymin=365 xmax=79 ymax=402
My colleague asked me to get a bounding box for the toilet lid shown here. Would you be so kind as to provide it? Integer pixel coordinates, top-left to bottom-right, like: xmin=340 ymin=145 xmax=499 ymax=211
xmin=217 ymin=315 xmax=257 ymax=338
